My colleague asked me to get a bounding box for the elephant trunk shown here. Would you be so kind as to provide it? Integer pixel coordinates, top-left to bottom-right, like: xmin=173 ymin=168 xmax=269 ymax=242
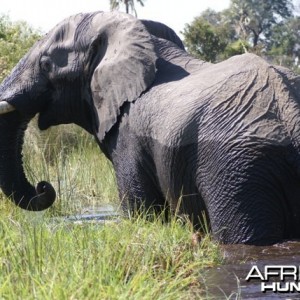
xmin=0 ymin=112 xmax=56 ymax=210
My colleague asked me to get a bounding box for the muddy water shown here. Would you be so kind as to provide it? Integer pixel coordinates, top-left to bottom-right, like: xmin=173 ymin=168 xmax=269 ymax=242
xmin=202 ymin=241 xmax=300 ymax=299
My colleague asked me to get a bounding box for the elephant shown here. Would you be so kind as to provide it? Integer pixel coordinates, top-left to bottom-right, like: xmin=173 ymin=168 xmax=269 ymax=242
xmin=1 ymin=11 xmax=300 ymax=245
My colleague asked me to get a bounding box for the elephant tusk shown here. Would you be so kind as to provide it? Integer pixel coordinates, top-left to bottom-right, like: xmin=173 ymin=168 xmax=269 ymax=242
xmin=0 ymin=102 xmax=15 ymax=114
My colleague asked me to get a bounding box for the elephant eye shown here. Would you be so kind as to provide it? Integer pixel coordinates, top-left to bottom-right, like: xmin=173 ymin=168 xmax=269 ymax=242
xmin=40 ymin=57 xmax=52 ymax=73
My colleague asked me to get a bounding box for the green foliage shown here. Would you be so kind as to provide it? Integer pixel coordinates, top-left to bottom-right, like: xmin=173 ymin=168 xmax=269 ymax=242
xmin=182 ymin=11 xmax=229 ymax=62
xmin=0 ymin=15 xmax=41 ymax=82
xmin=267 ymin=16 xmax=300 ymax=72
xmin=227 ymin=0 xmax=293 ymax=48
xmin=182 ymin=0 xmax=299 ymax=70
xmin=224 ymin=39 xmax=250 ymax=58
xmin=182 ymin=8 xmax=246 ymax=62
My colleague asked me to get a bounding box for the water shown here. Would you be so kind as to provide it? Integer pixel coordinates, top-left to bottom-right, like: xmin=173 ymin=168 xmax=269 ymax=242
xmin=51 ymin=205 xmax=120 ymax=225
xmin=202 ymin=241 xmax=300 ymax=299
xmin=64 ymin=205 xmax=120 ymax=224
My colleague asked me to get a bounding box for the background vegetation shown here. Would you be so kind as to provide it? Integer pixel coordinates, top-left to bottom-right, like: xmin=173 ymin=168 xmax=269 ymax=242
xmin=0 ymin=15 xmax=41 ymax=82
xmin=182 ymin=0 xmax=300 ymax=73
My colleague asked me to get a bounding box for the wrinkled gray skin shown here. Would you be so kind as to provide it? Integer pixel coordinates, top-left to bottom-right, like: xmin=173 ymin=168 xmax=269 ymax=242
xmin=1 ymin=11 xmax=300 ymax=245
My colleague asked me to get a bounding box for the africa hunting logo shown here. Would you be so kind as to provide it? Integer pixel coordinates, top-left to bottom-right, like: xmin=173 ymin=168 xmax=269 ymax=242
xmin=246 ymin=265 xmax=300 ymax=293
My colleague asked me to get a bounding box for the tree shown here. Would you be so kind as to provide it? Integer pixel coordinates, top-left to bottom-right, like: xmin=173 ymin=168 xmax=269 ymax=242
xmin=227 ymin=0 xmax=294 ymax=50
xmin=182 ymin=17 xmax=226 ymax=62
xmin=182 ymin=0 xmax=297 ymax=66
xmin=182 ymin=9 xmax=241 ymax=62
xmin=109 ymin=0 xmax=145 ymax=16
xmin=267 ymin=16 xmax=300 ymax=71
xmin=0 ymin=15 xmax=41 ymax=81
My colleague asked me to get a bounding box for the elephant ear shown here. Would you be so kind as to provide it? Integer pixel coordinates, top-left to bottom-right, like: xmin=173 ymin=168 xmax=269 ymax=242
xmin=140 ymin=19 xmax=185 ymax=50
xmin=87 ymin=12 xmax=157 ymax=141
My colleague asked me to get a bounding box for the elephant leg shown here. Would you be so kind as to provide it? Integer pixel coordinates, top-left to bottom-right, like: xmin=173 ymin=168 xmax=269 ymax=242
xmin=199 ymin=146 xmax=296 ymax=245
xmin=162 ymin=187 xmax=209 ymax=230
xmin=118 ymin=175 xmax=166 ymax=218
xmin=115 ymin=159 xmax=166 ymax=217
xmin=208 ymin=188 xmax=286 ymax=245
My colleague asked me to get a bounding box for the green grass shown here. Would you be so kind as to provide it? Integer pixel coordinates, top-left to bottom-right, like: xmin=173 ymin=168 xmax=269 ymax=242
xmin=0 ymin=210 xmax=221 ymax=299
xmin=23 ymin=120 xmax=119 ymax=214
xmin=0 ymin=121 xmax=222 ymax=299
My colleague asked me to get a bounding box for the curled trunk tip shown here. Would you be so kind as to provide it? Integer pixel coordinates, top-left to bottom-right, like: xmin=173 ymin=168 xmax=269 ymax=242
xmin=11 ymin=181 xmax=56 ymax=211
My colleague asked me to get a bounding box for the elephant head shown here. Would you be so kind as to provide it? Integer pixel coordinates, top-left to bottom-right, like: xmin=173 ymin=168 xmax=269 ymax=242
xmin=0 ymin=11 xmax=162 ymax=210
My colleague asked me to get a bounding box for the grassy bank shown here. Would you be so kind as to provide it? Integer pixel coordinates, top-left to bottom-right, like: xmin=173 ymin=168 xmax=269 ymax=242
xmin=0 ymin=209 xmax=221 ymax=299
xmin=0 ymin=122 xmax=222 ymax=299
